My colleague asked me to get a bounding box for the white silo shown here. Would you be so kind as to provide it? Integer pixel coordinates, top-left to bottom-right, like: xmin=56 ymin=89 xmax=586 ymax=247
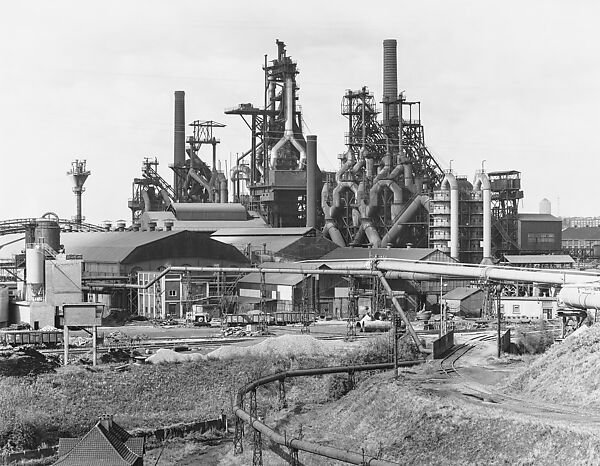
xmin=539 ymin=198 xmax=552 ymax=215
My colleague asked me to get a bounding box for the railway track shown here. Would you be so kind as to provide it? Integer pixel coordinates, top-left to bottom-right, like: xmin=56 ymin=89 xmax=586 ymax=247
xmin=439 ymin=333 xmax=496 ymax=377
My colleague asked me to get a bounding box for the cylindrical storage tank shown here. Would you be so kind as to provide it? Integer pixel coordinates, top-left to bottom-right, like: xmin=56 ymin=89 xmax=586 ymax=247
xmin=306 ymin=135 xmax=318 ymax=228
xmin=34 ymin=218 xmax=61 ymax=252
xmin=593 ymin=244 xmax=600 ymax=258
xmin=26 ymin=245 xmax=45 ymax=299
xmin=539 ymin=198 xmax=552 ymax=215
xmin=0 ymin=286 xmax=8 ymax=327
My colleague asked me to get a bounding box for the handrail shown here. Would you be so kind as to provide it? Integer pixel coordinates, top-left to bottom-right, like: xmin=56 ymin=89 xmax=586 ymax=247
xmin=233 ymin=361 xmax=422 ymax=465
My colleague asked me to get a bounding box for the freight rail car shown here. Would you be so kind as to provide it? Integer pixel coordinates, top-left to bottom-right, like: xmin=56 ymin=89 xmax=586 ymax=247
xmin=0 ymin=330 xmax=63 ymax=347
xmin=224 ymin=313 xmax=274 ymax=327
xmin=275 ymin=311 xmax=316 ymax=326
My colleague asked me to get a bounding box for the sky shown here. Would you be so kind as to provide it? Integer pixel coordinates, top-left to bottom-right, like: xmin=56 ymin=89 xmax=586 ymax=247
xmin=1 ymin=0 xmax=599 ymax=224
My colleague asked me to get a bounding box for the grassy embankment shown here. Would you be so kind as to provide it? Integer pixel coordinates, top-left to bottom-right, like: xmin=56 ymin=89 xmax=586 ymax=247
xmin=0 ymin=335 xmax=405 ymax=454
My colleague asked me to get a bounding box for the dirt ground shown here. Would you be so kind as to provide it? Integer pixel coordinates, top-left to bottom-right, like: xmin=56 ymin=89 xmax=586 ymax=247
xmin=169 ymin=332 xmax=600 ymax=465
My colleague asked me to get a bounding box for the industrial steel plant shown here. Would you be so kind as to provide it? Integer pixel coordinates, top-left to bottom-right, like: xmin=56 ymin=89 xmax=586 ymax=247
xmin=2 ymin=37 xmax=600 ymax=465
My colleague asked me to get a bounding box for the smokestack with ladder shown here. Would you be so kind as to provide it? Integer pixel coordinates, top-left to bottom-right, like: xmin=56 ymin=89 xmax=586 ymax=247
xmin=67 ymin=159 xmax=90 ymax=225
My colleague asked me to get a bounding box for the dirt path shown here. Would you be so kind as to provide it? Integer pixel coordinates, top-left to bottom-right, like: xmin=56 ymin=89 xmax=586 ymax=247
xmin=433 ymin=334 xmax=600 ymax=432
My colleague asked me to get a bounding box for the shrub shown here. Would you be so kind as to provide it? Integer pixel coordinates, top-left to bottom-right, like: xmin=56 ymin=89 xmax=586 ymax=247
xmin=327 ymin=374 xmax=353 ymax=400
xmin=515 ymin=322 xmax=555 ymax=354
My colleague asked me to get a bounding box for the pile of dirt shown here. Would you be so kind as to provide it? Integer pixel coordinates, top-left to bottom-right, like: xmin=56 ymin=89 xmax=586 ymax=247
xmin=507 ymin=323 xmax=600 ymax=405
xmin=207 ymin=334 xmax=346 ymax=360
xmin=0 ymin=346 xmax=59 ymax=376
xmin=99 ymin=348 xmax=133 ymax=364
xmin=146 ymin=348 xmax=207 ymax=364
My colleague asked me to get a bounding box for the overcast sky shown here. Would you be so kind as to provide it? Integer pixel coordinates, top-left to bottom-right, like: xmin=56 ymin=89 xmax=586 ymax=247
xmin=1 ymin=1 xmax=598 ymax=224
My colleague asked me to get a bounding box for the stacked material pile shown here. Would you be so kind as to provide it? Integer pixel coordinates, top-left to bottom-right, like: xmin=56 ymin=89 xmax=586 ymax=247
xmin=207 ymin=334 xmax=346 ymax=360
xmin=146 ymin=348 xmax=207 ymax=364
xmin=507 ymin=324 xmax=600 ymax=405
xmin=0 ymin=346 xmax=59 ymax=376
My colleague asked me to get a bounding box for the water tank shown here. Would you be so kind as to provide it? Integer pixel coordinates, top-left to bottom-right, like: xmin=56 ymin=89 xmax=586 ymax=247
xmin=34 ymin=218 xmax=61 ymax=252
xmin=0 ymin=286 xmax=8 ymax=327
xmin=539 ymin=198 xmax=552 ymax=215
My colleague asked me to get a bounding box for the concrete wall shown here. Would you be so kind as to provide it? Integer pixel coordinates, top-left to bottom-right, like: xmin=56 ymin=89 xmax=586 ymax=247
xmin=433 ymin=330 xmax=455 ymax=359
xmin=0 ymin=286 xmax=8 ymax=327
xmin=11 ymin=302 xmax=55 ymax=329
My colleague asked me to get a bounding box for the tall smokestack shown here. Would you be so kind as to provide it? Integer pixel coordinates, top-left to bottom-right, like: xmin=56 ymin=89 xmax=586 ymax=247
xmin=306 ymin=135 xmax=317 ymax=228
xmin=174 ymin=91 xmax=186 ymax=194
xmin=382 ymin=39 xmax=398 ymax=126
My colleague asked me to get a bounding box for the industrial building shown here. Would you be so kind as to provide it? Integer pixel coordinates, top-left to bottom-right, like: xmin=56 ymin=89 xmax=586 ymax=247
xmin=211 ymin=227 xmax=338 ymax=263
xmin=0 ymin=37 xmax=579 ymax=329
xmin=562 ymin=226 xmax=600 ymax=259
xmin=516 ymin=213 xmax=563 ymax=253
xmin=441 ymin=287 xmax=485 ymax=318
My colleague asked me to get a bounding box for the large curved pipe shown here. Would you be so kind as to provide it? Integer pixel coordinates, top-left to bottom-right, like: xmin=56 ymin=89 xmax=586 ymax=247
xmin=269 ymin=77 xmax=306 ymax=169
xmin=330 ymin=182 xmax=359 ymax=219
xmin=380 ymin=194 xmax=428 ymax=248
xmin=336 ymin=149 xmax=355 ymax=183
xmin=321 ymin=181 xmax=345 ymax=246
xmin=188 ymin=170 xmax=211 ymax=191
xmin=368 ymin=179 xmax=403 ymax=219
xmin=441 ymin=172 xmax=459 ymax=260
xmin=374 ymin=153 xmax=392 ymax=183
xmin=357 ymin=182 xmax=381 ymax=246
xmin=234 ymin=363 xmax=415 ymax=466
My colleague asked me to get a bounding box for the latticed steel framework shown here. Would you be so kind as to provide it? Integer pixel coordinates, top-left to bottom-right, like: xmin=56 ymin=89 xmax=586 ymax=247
xmin=226 ymin=40 xmax=308 ymax=228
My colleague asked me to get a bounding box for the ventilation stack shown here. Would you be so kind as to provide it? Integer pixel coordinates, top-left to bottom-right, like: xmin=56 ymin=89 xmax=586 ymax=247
xmin=174 ymin=91 xmax=186 ymax=198
xmin=67 ymin=159 xmax=90 ymax=225
xmin=306 ymin=135 xmax=318 ymax=228
xmin=382 ymin=39 xmax=398 ymax=134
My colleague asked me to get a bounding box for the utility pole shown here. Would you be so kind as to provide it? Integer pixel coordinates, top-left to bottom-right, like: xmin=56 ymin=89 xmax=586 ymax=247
xmin=496 ymin=284 xmax=503 ymax=357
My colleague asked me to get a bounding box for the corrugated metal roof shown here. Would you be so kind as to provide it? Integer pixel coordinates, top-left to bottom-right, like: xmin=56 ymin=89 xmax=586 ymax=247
xmin=504 ymin=254 xmax=574 ymax=264
xmin=318 ymin=247 xmax=446 ymax=262
xmin=562 ymin=227 xmax=600 ymax=240
xmin=212 ymin=227 xmax=314 ymax=237
xmin=442 ymin=287 xmax=483 ymax=301
xmin=517 ymin=213 xmax=561 ymax=222
xmin=59 ymin=231 xmax=179 ymax=263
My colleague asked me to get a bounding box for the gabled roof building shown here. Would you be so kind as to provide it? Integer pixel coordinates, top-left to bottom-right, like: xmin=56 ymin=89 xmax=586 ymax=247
xmin=54 ymin=415 xmax=144 ymax=466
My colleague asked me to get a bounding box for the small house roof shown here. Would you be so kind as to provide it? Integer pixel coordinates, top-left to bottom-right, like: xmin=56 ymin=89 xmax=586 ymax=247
xmin=54 ymin=416 xmax=143 ymax=466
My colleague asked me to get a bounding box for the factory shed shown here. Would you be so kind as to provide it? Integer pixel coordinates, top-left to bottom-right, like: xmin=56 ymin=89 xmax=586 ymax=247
xmin=517 ymin=213 xmax=562 ymax=252
xmin=212 ymin=227 xmax=338 ymax=262
xmin=58 ymin=230 xmax=249 ymax=277
xmin=441 ymin=287 xmax=485 ymax=318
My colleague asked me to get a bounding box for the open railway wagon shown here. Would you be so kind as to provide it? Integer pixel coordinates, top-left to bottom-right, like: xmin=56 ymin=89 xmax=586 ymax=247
xmin=223 ymin=313 xmax=275 ymax=327
xmin=0 ymin=329 xmax=63 ymax=347
xmin=275 ymin=311 xmax=316 ymax=326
